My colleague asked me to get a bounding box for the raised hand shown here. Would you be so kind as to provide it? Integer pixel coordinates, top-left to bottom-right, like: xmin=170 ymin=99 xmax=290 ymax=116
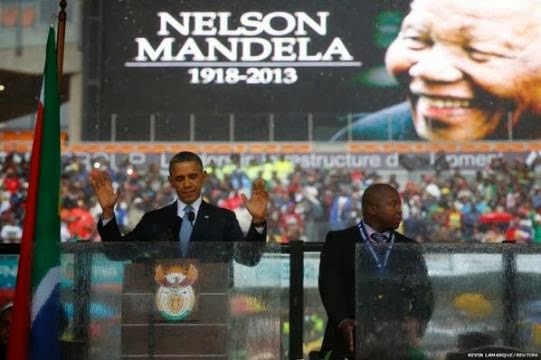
xmin=90 ymin=170 xmax=119 ymax=219
xmin=241 ymin=178 xmax=268 ymax=224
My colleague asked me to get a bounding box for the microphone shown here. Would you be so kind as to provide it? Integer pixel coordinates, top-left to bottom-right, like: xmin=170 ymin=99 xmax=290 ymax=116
xmin=187 ymin=211 xmax=195 ymax=226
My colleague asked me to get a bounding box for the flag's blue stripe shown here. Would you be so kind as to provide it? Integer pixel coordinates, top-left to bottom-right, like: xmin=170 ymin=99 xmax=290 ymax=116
xmin=30 ymin=284 xmax=60 ymax=360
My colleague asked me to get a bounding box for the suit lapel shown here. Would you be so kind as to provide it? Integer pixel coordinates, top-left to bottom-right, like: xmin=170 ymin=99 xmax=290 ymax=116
xmin=164 ymin=201 xmax=179 ymax=218
xmin=191 ymin=200 xmax=211 ymax=242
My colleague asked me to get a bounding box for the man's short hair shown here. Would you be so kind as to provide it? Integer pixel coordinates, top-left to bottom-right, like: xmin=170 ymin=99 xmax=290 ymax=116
xmin=361 ymin=183 xmax=398 ymax=209
xmin=169 ymin=151 xmax=204 ymax=174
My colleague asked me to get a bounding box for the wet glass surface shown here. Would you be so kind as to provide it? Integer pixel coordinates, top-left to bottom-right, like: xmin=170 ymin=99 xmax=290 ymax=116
xmin=60 ymin=242 xmax=281 ymax=360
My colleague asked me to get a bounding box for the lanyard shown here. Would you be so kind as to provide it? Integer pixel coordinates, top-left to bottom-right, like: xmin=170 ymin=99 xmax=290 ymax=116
xmin=357 ymin=221 xmax=395 ymax=274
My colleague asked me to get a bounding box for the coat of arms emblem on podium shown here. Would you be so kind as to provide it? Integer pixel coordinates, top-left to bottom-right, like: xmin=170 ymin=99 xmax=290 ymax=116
xmin=154 ymin=263 xmax=199 ymax=321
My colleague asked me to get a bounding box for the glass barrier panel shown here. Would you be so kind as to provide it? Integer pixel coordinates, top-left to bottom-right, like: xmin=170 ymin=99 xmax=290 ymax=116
xmin=0 ymin=255 xmax=18 ymax=305
xmin=516 ymin=254 xmax=541 ymax=353
xmin=343 ymin=243 xmax=541 ymax=360
xmin=303 ymin=251 xmax=325 ymax=358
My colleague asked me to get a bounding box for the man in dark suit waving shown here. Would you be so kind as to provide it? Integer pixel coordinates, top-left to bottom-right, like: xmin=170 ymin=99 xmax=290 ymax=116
xmin=318 ymin=183 xmax=433 ymax=359
xmin=91 ymin=151 xmax=267 ymax=245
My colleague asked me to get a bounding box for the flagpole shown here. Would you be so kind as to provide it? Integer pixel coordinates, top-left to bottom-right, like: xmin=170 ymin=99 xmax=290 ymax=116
xmin=56 ymin=0 xmax=67 ymax=87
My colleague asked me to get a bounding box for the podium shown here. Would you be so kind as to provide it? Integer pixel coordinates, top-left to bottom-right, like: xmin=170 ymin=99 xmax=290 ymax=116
xmin=59 ymin=242 xmax=281 ymax=359
xmin=121 ymin=260 xmax=230 ymax=358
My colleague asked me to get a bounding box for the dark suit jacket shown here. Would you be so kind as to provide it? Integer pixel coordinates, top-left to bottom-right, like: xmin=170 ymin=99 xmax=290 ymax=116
xmin=97 ymin=201 xmax=266 ymax=262
xmin=318 ymin=225 xmax=434 ymax=359
xmin=98 ymin=200 xmax=265 ymax=243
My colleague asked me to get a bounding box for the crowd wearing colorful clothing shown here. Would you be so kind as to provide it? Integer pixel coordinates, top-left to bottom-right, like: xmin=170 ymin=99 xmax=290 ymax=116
xmin=1 ymin=152 xmax=541 ymax=244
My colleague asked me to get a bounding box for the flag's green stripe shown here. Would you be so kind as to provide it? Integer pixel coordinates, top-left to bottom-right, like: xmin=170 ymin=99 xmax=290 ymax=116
xmin=32 ymin=28 xmax=61 ymax=291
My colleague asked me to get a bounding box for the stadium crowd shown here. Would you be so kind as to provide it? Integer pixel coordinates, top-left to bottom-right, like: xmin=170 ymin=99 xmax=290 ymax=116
xmin=1 ymin=151 xmax=541 ymax=244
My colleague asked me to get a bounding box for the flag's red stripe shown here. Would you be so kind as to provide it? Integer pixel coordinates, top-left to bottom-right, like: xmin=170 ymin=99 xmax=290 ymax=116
xmin=7 ymin=101 xmax=44 ymax=360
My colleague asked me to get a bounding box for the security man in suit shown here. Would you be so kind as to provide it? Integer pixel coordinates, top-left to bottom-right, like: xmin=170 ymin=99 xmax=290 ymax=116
xmin=318 ymin=183 xmax=433 ymax=359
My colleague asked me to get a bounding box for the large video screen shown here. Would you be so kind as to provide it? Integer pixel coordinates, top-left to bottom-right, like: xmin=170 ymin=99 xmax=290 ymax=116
xmin=90 ymin=0 xmax=541 ymax=141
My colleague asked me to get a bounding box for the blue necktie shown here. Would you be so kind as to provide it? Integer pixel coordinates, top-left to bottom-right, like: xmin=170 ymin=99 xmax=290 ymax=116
xmin=179 ymin=205 xmax=194 ymax=256
xmin=370 ymin=232 xmax=387 ymax=244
